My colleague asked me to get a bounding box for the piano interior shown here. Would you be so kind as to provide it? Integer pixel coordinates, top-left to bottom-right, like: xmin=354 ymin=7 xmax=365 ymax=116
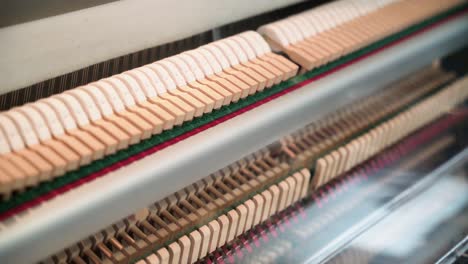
xmin=0 ymin=0 xmax=467 ymax=263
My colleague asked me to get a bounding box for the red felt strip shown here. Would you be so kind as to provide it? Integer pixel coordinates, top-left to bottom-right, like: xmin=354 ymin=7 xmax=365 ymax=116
xmin=0 ymin=11 xmax=465 ymax=220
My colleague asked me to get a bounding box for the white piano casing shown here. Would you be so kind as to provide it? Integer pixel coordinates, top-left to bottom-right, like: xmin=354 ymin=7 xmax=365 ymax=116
xmin=0 ymin=0 xmax=305 ymax=96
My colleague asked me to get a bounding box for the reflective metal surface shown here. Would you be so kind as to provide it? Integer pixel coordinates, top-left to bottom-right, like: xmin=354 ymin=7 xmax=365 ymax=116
xmin=209 ymin=110 xmax=468 ymax=264
xmin=323 ymin=151 xmax=468 ymax=264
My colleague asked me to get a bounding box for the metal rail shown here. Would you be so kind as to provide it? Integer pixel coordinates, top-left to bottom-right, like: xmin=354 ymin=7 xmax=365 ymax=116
xmin=0 ymin=14 xmax=467 ymax=263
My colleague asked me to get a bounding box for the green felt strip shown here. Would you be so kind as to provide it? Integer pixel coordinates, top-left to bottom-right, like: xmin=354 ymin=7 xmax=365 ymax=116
xmin=1 ymin=3 xmax=466 ymax=215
